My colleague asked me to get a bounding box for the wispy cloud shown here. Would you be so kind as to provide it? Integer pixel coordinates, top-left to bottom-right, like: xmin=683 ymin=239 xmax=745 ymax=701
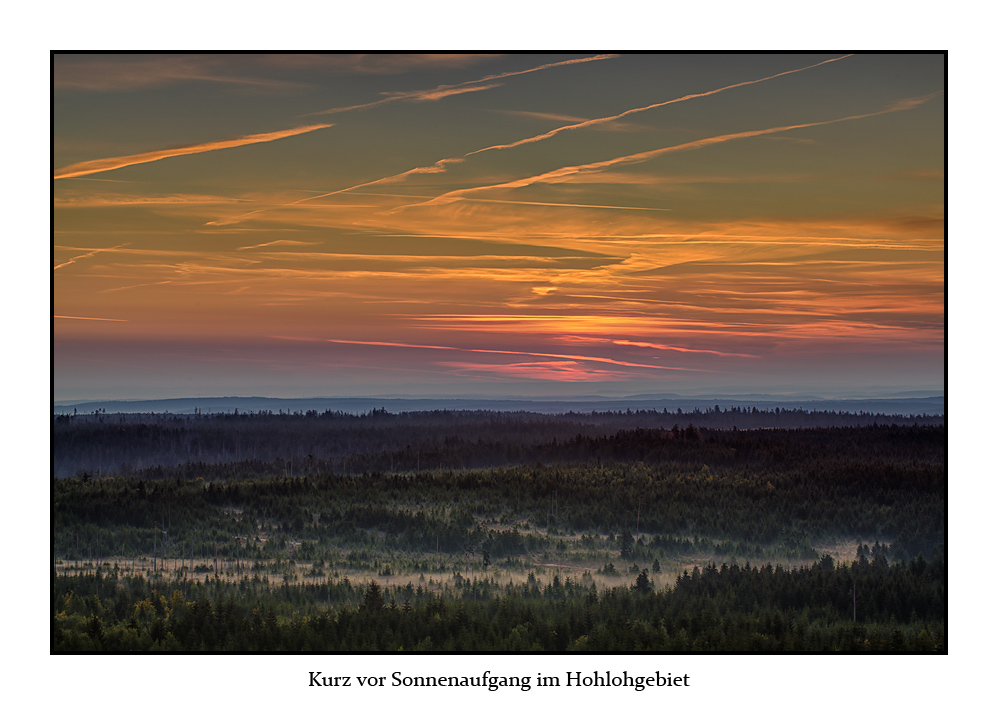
xmin=67 ymin=177 xmax=136 ymax=183
xmin=99 ymin=281 xmax=175 ymax=294
xmin=385 ymin=84 xmax=500 ymax=102
xmin=235 ymin=240 xmax=321 ymax=251
xmin=318 ymin=86 xmax=500 ymax=114
xmin=55 ymin=55 xmax=311 ymax=92
xmin=309 ymin=54 xmax=617 ymax=115
xmin=408 ymin=314 xmax=694 ymax=337
xmin=206 ymin=157 xmax=466 ymax=226
xmin=211 ymin=56 xmax=620 ymax=226
xmin=270 ymin=54 xmax=504 ymax=75
xmin=231 ymin=55 xmax=849 ymax=226
xmin=447 ymin=54 xmax=618 ymax=89
xmin=54 ymin=243 xmax=131 ymax=270
xmin=451 ymin=198 xmax=670 ymax=211
xmin=317 ymin=337 xmax=710 ymax=372
xmin=55 ymin=54 xmax=506 ymax=93
xmin=55 ymin=193 xmax=253 ymax=207
xmin=465 ymin=55 xmax=854 ymax=156
xmin=54 ymin=124 xmax=332 ymax=180
xmin=489 ymin=109 xmax=650 ymax=133
xmin=541 ymin=172 xmax=815 ymax=185
xmin=492 ymin=110 xmax=587 ymax=123
xmin=608 ymin=337 xmax=758 ymax=357
xmin=404 ymin=92 xmax=943 ymax=209
xmin=441 ymin=359 xmax=631 ymax=382
xmin=54 ymin=315 xmax=128 ymax=322
xmin=490 ymin=109 xmax=649 ymax=131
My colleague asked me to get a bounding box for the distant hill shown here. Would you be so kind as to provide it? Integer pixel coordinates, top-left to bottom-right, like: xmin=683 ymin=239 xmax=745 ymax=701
xmin=53 ymin=394 xmax=944 ymax=417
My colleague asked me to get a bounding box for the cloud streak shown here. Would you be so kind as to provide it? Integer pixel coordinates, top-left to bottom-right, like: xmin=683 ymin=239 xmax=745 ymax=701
xmin=317 ymin=337 xmax=710 ymax=372
xmin=442 ymin=359 xmax=629 ymax=382
xmin=206 ymin=157 xmax=467 ymax=226
xmin=404 ymin=92 xmax=943 ymax=209
xmin=55 ymin=193 xmax=253 ymax=207
xmin=210 ymin=55 xmax=619 ymax=225
xmin=459 ymin=198 xmax=671 ymax=211
xmin=218 ymin=55 xmax=849 ymax=227
xmin=317 ymin=86 xmax=500 ymax=114
xmin=608 ymin=337 xmax=758 ymax=357
xmin=466 ymin=54 xmax=854 ymax=156
xmin=55 ymin=55 xmax=311 ymax=92
xmin=310 ymin=54 xmax=617 ymax=115
xmin=235 ymin=240 xmax=321 ymax=251
xmin=54 ymin=243 xmax=131 ymax=270
xmin=387 ymin=84 xmax=500 ymax=102
xmin=55 ymin=54 xmax=506 ymax=92
xmin=54 ymin=315 xmax=128 ymax=322
xmin=54 ymin=124 xmax=332 ymax=179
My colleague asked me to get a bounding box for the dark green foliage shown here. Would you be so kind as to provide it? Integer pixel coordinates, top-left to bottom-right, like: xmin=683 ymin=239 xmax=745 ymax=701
xmin=632 ymin=569 xmax=653 ymax=594
xmin=362 ymin=581 xmax=384 ymax=612
xmin=619 ymin=529 xmax=635 ymax=559
xmin=51 ymin=417 xmax=944 ymax=652
xmin=54 ymin=424 xmax=944 ymax=563
xmin=52 ymin=553 xmax=945 ymax=652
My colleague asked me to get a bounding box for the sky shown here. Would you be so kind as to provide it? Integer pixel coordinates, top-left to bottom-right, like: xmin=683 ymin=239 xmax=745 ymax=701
xmin=53 ymin=52 xmax=944 ymax=402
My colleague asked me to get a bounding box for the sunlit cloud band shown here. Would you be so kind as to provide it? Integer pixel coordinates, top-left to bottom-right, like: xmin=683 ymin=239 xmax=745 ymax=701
xmin=54 ymin=124 xmax=332 ymax=180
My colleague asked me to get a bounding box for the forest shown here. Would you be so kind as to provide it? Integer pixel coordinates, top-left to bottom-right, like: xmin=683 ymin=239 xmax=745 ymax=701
xmin=51 ymin=407 xmax=945 ymax=652
xmin=53 ymin=405 xmax=940 ymax=477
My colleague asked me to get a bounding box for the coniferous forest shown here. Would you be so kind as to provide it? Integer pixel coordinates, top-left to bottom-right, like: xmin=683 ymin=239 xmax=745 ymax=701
xmin=52 ymin=407 xmax=945 ymax=652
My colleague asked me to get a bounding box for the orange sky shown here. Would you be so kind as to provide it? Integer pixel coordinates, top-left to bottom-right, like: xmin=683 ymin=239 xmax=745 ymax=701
xmin=53 ymin=53 xmax=944 ymax=401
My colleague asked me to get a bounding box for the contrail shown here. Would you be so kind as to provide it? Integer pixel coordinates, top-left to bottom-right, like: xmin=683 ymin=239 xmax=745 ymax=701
xmin=308 ymin=54 xmax=618 ymax=115
xmin=215 ymin=55 xmax=851 ymax=226
xmin=54 ymin=243 xmax=131 ymax=269
xmin=235 ymin=240 xmax=321 ymax=251
xmin=210 ymin=55 xmax=619 ymax=225
xmin=465 ymin=54 xmax=854 ymax=156
xmin=54 ymin=315 xmax=128 ymax=322
xmin=205 ymin=157 xmax=465 ymax=225
xmin=303 ymin=86 xmax=495 ymax=115
xmin=401 ymin=92 xmax=943 ymax=209
xmin=54 ymin=124 xmax=332 ymax=179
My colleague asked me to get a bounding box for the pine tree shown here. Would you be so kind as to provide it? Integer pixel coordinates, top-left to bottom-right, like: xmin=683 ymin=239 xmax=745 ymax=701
xmin=619 ymin=529 xmax=634 ymax=559
xmin=632 ymin=569 xmax=653 ymax=594
xmin=363 ymin=581 xmax=384 ymax=612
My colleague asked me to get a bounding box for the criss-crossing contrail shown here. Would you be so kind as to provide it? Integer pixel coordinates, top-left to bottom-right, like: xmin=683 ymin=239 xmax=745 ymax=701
xmin=54 ymin=243 xmax=131 ymax=269
xmin=464 ymin=54 xmax=853 ymax=156
xmin=208 ymin=56 xmax=619 ymax=226
xmin=215 ymin=55 xmax=855 ymax=227
xmin=205 ymin=157 xmax=466 ymax=226
xmin=400 ymin=92 xmax=943 ymax=210
xmin=210 ymin=55 xmax=854 ymax=227
xmin=307 ymin=54 xmax=618 ymax=115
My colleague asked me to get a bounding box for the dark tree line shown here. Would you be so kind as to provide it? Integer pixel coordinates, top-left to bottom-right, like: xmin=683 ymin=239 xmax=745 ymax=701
xmin=53 ymin=407 xmax=942 ymax=478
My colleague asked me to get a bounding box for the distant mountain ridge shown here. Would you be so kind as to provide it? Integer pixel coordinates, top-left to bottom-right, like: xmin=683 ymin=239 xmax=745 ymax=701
xmin=54 ymin=394 xmax=944 ymax=417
